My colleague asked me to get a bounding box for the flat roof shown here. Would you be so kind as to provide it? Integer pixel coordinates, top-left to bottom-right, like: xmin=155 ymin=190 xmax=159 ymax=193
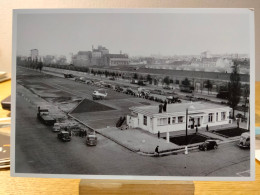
xmin=130 ymin=102 xmax=231 ymax=117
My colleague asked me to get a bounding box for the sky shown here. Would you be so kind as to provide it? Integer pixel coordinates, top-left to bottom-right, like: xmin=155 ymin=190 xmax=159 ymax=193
xmin=16 ymin=11 xmax=251 ymax=59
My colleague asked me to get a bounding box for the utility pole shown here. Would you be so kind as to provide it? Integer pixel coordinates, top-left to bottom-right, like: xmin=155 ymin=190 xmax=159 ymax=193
xmin=186 ymin=108 xmax=188 ymax=145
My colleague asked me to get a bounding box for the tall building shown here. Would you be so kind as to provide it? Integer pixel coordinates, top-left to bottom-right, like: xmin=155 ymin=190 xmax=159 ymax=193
xmin=91 ymin=45 xmax=109 ymax=66
xmin=201 ymin=50 xmax=211 ymax=58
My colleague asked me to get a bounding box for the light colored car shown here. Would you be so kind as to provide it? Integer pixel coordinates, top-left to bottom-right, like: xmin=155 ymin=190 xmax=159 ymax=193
xmin=86 ymin=134 xmax=97 ymax=146
xmin=238 ymin=132 xmax=250 ymax=148
xmin=93 ymin=89 xmax=107 ymax=100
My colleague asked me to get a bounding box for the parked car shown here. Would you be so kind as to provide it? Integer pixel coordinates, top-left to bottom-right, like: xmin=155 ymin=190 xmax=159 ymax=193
xmin=199 ymin=140 xmax=218 ymax=151
xmin=163 ymin=85 xmax=172 ymax=90
xmin=53 ymin=122 xmax=79 ymax=132
xmin=120 ymin=124 xmax=128 ymax=130
xmin=238 ymin=132 xmax=250 ymax=148
xmin=86 ymin=134 xmax=97 ymax=146
xmin=93 ymin=89 xmax=107 ymax=100
xmin=64 ymin=73 xmax=74 ymax=78
xmin=57 ymin=131 xmax=71 ymax=142
xmin=109 ymin=77 xmax=115 ymax=80
xmin=151 ymin=89 xmax=165 ymax=95
xmin=115 ymin=85 xmax=124 ymax=92
xmin=126 ymin=88 xmax=136 ymax=96
xmin=75 ymin=77 xmax=87 ymax=83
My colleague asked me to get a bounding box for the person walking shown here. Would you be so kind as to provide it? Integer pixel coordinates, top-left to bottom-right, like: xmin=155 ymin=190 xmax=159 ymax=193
xmin=155 ymin=146 xmax=159 ymax=157
xmin=196 ymin=126 xmax=198 ymax=134
xmin=158 ymin=131 xmax=160 ymax=139
xmin=206 ymin=125 xmax=209 ymax=132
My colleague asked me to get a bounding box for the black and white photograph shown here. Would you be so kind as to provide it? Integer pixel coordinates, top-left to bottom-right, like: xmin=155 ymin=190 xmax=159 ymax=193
xmin=12 ymin=9 xmax=255 ymax=180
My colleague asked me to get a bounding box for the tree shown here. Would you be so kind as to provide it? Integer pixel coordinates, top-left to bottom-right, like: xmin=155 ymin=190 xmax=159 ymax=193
xmin=228 ymin=62 xmax=242 ymax=118
xmin=163 ymin=76 xmax=170 ymax=86
xmin=182 ymin=78 xmax=190 ymax=86
xmin=243 ymin=84 xmax=250 ymax=118
xmin=133 ymin=73 xmax=138 ymax=79
xmin=146 ymin=74 xmax=153 ymax=84
xmin=205 ymin=80 xmax=213 ymax=95
xmin=105 ymin=70 xmax=109 ymax=77
xmin=154 ymin=78 xmax=158 ymax=85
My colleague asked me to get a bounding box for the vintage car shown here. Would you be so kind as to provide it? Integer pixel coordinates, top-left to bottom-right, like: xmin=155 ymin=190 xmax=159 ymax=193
xmin=64 ymin=73 xmax=74 ymax=78
xmin=75 ymin=77 xmax=87 ymax=83
xmin=199 ymin=140 xmax=218 ymax=151
xmin=57 ymin=131 xmax=71 ymax=142
xmin=92 ymin=89 xmax=107 ymax=100
xmin=238 ymin=132 xmax=250 ymax=148
xmin=86 ymin=134 xmax=97 ymax=146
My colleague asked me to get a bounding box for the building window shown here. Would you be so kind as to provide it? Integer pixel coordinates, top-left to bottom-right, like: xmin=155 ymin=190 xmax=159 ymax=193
xmin=172 ymin=117 xmax=176 ymax=124
xmin=208 ymin=113 xmax=213 ymax=123
xmin=178 ymin=116 xmax=184 ymax=123
xmin=143 ymin=116 xmax=147 ymax=126
xmin=221 ymin=112 xmax=226 ymax=120
xmin=157 ymin=118 xmax=167 ymax=126
xmin=216 ymin=113 xmax=218 ymax=121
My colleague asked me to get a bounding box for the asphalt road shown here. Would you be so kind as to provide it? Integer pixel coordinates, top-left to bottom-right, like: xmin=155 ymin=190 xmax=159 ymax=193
xmin=14 ymin=66 xmax=251 ymax=177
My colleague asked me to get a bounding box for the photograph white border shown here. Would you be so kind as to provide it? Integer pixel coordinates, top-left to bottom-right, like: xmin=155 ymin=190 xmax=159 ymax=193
xmin=11 ymin=8 xmax=255 ymax=181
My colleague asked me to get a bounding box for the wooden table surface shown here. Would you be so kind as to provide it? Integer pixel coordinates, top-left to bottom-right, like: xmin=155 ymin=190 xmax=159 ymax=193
xmin=1 ymin=80 xmax=260 ymax=194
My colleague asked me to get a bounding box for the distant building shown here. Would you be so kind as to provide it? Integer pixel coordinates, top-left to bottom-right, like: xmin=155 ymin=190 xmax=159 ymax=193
xmin=201 ymin=51 xmax=211 ymax=58
xmin=30 ymin=49 xmax=39 ymax=61
xmin=127 ymin=102 xmax=232 ymax=135
xmin=102 ymin=54 xmax=129 ymax=66
xmin=43 ymin=55 xmax=55 ymax=65
xmin=56 ymin=55 xmax=67 ymax=65
xmin=90 ymin=45 xmax=109 ymax=66
xmin=72 ymin=51 xmax=92 ymax=66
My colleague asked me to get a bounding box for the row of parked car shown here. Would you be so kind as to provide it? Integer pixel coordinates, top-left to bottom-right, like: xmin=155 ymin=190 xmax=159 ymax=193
xmin=64 ymin=73 xmax=182 ymax=104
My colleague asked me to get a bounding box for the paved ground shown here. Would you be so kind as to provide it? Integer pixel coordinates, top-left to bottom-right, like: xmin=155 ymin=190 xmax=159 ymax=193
xmin=15 ymin=94 xmax=250 ymax=176
xmin=15 ymin=66 xmax=250 ymax=177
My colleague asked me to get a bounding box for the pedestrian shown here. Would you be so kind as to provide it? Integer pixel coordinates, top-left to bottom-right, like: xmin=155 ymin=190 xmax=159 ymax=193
xmin=155 ymin=146 xmax=159 ymax=156
xmin=237 ymin=119 xmax=240 ymax=129
xmin=206 ymin=125 xmax=209 ymax=132
xmin=69 ymin=131 xmax=72 ymax=137
xmin=84 ymin=130 xmax=87 ymax=137
xmin=158 ymin=131 xmax=160 ymax=139
xmin=196 ymin=126 xmax=198 ymax=134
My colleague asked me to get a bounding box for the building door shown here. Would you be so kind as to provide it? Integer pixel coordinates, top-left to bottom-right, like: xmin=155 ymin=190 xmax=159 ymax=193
xmin=191 ymin=118 xmax=195 ymax=129
xmin=197 ymin=118 xmax=201 ymax=127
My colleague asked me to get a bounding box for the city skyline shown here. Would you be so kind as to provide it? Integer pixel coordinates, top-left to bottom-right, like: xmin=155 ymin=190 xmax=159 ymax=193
xmin=17 ymin=12 xmax=250 ymax=59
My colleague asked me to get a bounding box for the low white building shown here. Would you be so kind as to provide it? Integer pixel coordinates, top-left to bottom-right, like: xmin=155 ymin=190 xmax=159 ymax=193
xmin=127 ymin=102 xmax=232 ymax=140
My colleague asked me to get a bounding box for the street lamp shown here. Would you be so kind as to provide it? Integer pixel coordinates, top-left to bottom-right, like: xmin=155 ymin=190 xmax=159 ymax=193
xmin=185 ymin=104 xmax=195 ymax=148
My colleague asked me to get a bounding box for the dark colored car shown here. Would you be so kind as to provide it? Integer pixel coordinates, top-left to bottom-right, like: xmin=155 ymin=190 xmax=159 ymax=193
xmin=57 ymin=131 xmax=71 ymax=142
xmin=115 ymin=85 xmax=124 ymax=92
xmin=199 ymin=140 xmax=218 ymax=151
xmin=64 ymin=73 xmax=74 ymax=78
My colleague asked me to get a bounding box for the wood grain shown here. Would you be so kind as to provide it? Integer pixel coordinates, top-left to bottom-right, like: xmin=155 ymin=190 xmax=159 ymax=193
xmin=0 ymin=161 xmax=259 ymax=195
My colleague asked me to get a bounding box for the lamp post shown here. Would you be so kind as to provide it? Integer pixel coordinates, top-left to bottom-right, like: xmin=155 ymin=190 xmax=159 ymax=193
xmin=186 ymin=108 xmax=188 ymax=146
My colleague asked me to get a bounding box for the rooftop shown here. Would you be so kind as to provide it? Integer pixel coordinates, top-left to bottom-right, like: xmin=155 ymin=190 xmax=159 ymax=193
xmin=129 ymin=102 xmax=230 ymax=117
